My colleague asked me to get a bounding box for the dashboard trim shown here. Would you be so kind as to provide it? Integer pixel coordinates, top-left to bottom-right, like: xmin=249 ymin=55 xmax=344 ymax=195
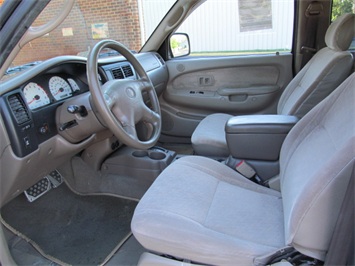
xmin=1 ymin=56 xmax=88 ymax=94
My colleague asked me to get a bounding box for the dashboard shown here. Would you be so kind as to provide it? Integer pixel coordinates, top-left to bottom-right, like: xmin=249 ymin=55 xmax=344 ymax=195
xmin=0 ymin=62 xmax=91 ymax=158
xmin=0 ymin=52 xmax=168 ymax=206
xmin=0 ymin=52 xmax=168 ymax=158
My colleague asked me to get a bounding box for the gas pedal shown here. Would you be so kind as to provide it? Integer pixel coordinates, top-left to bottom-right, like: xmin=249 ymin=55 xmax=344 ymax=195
xmin=24 ymin=170 xmax=63 ymax=202
xmin=47 ymin=170 xmax=63 ymax=188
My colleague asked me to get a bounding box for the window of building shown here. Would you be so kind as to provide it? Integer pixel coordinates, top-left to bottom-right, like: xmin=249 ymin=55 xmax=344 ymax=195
xmin=175 ymin=0 xmax=294 ymax=56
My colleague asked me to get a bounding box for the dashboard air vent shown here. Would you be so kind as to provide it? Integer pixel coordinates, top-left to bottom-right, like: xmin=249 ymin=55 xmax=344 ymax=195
xmin=111 ymin=68 xmax=124 ymax=79
xmin=122 ymin=65 xmax=133 ymax=77
xmin=8 ymin=94 xmax=30 ymax=124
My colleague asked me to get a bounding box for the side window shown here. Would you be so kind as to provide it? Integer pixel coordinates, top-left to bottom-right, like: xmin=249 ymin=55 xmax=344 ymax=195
xmin=175 ymin=0 xmax=294 ymax=56
xmin=331 ymin=0 xmax=354 ymax=50
xmin=331 ymin=0 xmax=354 ymax=21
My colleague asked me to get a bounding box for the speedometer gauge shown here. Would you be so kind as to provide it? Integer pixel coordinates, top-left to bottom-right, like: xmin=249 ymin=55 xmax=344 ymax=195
xmin=23 ymin=82 xmax=50 ymax=110
xmin=49 ymin=76 xmax=72 ymax=100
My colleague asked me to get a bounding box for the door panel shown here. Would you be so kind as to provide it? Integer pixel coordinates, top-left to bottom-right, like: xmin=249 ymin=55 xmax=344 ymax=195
xmin=160 ymin=54 xmax=293 ymax=138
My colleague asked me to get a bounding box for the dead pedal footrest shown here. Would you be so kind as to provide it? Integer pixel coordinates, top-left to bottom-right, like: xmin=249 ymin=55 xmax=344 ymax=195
xmin=24 ymin=170 xmax=63 ymax=202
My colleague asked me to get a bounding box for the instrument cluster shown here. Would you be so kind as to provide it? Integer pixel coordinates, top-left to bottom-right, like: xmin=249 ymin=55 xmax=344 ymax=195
xmin=23 ymin=75 xmax=82 ymax=110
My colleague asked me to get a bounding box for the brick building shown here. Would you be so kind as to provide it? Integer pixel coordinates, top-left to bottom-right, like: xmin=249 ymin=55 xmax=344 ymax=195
xmin=6 ymin=0 xmax=142 ymax=66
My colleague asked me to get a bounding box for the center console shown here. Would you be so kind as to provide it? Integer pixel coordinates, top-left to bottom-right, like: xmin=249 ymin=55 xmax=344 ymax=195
xmin=101 ymin=146 xmax=176 ymax=180
xmin=225 ymin=115 xmax=299 ymax=184
xmin=226 ymin=115 xmax=299 ymax=161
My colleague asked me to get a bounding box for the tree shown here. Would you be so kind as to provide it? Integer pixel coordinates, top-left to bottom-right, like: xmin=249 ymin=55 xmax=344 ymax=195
xmin=332 ymin=0 xmax=354 ymax=21
xmin=170 ymin=38 xmax=179 ymax=49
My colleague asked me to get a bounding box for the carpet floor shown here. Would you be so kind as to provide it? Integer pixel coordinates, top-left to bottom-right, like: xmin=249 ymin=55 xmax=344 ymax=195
xmin=1 ymin=184 xmax=137 ymax=265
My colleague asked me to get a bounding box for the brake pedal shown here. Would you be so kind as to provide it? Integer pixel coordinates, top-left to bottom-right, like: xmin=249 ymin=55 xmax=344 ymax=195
xmin=24 ymin=177 xmax=52 ymax=202
xmin=47 ymin=170 xmax=63 ymax=188
xmin=24 ymin=170 xmax=63 ymax=202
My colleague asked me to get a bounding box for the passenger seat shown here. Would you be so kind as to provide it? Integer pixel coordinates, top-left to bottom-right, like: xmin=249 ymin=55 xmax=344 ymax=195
xmin=191 ymin=13 xmax=355 ymax=157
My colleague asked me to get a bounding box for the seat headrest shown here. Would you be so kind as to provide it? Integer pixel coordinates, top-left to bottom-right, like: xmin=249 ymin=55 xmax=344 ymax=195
xmin=325 ymin=13 xmax=355 ymax=51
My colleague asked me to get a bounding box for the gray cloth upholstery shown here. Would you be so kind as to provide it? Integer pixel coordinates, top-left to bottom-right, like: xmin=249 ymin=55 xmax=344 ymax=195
xmin=191 ymin=13 xmax=354 ymax=157
xmin=131 ymin=73 xmax=355 ymax=265
xmin=191 ymin=113 xmax=232 ymax=157
xmin=280 ymin=72 xmax=355 ymax=260
xmin=132 ymin=156 xmax=285 ymax=265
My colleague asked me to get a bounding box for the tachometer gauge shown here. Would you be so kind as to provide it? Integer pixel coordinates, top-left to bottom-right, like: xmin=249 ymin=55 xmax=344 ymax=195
xmin=23 ymin=82 xmax=50 ymax=110
xmin=49 ymin=76 xmax=72 ymax=100
xmin=68 ymin=78 xmax=80 ymax=92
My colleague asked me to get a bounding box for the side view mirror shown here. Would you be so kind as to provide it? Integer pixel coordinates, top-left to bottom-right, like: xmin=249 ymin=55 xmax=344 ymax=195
xmin=169 ymin=33 xmax=190 ymax=58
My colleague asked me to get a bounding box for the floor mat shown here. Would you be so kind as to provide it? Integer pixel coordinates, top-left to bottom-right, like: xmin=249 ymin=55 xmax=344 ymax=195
xmin=1 ymin=184 xmax=137 ymax=265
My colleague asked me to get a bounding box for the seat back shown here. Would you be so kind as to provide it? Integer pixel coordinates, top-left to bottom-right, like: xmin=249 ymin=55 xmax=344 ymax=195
xmin=277 ymin=13 xmax=354 ymax=117
xmin=280 ymin=73 xmax=355 ymax=260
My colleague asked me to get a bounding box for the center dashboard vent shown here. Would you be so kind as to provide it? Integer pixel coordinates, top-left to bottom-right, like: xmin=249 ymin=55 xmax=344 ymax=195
xmin=111 ymin=64 xmax=134 ymax=80
xmin=122 ymin=65 xmax=133 ymax=77
xmin=8 ymin=94 xmax=30 ymax=124
xmin=111 ymin=68 xmax=124 ymax=79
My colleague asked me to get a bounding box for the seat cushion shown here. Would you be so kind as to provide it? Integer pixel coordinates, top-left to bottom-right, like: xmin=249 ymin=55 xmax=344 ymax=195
xmin=191 ymin=113 xmax=232 ymax=157
xmin=132 ymin=156 xmax=285 ymax=265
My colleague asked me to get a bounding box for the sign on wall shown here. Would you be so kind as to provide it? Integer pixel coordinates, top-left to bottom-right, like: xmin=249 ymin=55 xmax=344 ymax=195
xmin=91 ymin=23 xmax=109 ymax=39
xmin=239 ymin=0 xmax=272 ymax=32
xmin=62 ymin=27 xmax=74 ymax=37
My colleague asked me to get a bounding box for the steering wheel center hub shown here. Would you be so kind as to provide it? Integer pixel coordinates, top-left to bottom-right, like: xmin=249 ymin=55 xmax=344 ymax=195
xmin=126 ymin=87 xmax=136 ymax=98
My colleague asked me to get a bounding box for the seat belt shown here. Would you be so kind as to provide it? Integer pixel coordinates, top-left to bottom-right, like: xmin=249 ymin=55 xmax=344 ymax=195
xmin=225 ymin=157 xmax=264 ymax=185
xmin=300 ymin=18 xmax=318 ymax=69
xmin=299 ymin=2 xmax=323 ymax=70
xmin=325 ymin=166 xmax=354 ymax=265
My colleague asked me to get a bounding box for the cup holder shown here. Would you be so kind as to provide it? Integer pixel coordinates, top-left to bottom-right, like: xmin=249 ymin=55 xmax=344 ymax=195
xmin=132 ymin=150 xmax=148 ymax=157
xmin=132 ymin=150 xmax=166 ymax=160
xmin=149 ymin=151 xmax=166 ymax=160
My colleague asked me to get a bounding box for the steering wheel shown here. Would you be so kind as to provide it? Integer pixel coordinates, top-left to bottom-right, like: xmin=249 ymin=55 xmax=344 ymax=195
xmin=87 ymin=40 xmax=161 ymax=150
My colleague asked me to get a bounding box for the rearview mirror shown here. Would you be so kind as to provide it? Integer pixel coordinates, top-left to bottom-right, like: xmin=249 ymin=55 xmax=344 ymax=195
xmin=170 ymin=33 xmax=190 ymax=58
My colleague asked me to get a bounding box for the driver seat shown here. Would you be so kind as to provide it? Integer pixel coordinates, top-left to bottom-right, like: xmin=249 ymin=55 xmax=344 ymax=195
xmin=131 ymin=73 xmax=355 ymax=265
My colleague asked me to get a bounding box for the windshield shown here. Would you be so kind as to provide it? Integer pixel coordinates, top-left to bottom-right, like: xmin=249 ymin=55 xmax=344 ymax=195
xmin=2 ymin=0 xmax=176 ymax=78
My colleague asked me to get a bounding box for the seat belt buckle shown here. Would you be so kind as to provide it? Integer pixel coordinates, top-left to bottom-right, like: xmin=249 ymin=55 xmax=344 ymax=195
xmin=235 ymin=160 xmax=256 ymax=179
